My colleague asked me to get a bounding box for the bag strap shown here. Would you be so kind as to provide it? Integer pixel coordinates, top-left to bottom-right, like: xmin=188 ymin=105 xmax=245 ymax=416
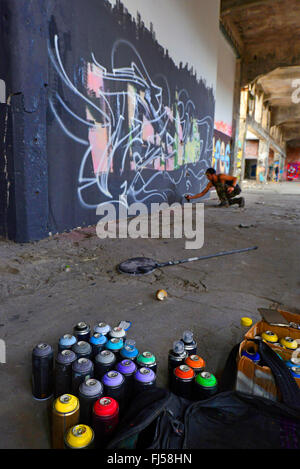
xmin=219 ymin=339 xmax=300 ymax=409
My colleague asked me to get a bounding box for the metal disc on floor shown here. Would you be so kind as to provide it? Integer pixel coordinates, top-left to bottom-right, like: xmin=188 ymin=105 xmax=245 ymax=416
xmin=118 ymin=257 xmax=158 ymax=275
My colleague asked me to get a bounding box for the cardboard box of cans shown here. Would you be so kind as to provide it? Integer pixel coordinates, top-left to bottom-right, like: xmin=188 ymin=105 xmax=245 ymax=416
xmin=236 ymin=309 xmax=300 ymax=401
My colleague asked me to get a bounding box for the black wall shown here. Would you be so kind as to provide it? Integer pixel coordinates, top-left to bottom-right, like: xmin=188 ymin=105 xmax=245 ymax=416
xmin=0 ymin=0 xmax=215 ymax=241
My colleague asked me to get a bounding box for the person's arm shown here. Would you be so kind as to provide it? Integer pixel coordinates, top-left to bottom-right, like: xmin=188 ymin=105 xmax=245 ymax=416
xmin=219 ymin=174 xmax=237 ymax=193
xmin=185 ymin=182 xmax=213 ymax=200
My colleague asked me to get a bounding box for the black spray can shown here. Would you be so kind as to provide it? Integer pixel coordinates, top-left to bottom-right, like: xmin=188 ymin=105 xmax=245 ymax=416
xmin=78 ymin=378 xmax=103 ymax=426
xmin=133 ymin=367 xmax=156 ymax=396
xmin=171 ymin=364 xmax=195 ymax=399
xmin=194 ymin=371 xmax=218 ymax=400
xmin=32 ymin=343 xmax=54 ymax=400
xmin=102 ymin=371 xmax=126 ymax=415
xmin=168 ymin=341 xmax=187 ymax=386
xmin=116 ymin=359 xmax=137 ymax=396
xmin=58 ymin=334 xmax=77 ymax=352
xmin=94 ymin=350 xmax=116 ymax=380
xmin=54 ymin=349 xmax=77 ymax=398
xmin=182 ymin=330 xmax=197 ymax=356
xmin=73 ymin=322 xmax=91 ymax=342
xmin=71 ymin=341 xmax=92 ymax=360
xmin=71 ymin=358 xmax=94 ymax=396
xmin=89 ymin=333 xmax=108 ymax=357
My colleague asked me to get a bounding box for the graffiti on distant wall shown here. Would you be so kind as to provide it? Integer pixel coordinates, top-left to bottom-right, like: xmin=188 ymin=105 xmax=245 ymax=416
xmin=214 ymin=121 xmax=232 ymax=139
xmin=287 ymin=162 xmax=300 ymax=181
xmin=47 ymin=3 xmax=215 ymax=214
xmin=212 ymin=129 xmax=231 ymax=174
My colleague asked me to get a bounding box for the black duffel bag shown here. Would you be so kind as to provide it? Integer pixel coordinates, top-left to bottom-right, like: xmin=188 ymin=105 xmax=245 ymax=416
xmin=107 ymin=340 xmax=300 ymax=449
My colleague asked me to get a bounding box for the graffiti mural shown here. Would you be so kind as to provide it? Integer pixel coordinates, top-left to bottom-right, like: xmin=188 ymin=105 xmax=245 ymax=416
xmin=212 ymin=128 xmax=231 ymax=174
xmin=46 ymin=0 xmax=215 ymax=229
xmin=287 ymin=162 xmax=300 ymax=181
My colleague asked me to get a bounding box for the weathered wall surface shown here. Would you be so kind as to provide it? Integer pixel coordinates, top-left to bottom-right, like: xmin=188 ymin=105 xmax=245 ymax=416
xmin=0 ymin=0 xmax=220 ymax=241
xmin=213 ymin=30 xmax=236 ymax=174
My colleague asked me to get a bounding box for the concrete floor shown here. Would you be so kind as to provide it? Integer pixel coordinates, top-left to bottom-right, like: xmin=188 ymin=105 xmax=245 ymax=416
xmin=0 ymin=181 xmax=300 ymax=448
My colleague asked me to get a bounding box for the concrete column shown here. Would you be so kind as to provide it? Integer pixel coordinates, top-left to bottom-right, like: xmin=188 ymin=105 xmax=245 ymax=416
xmin=233 ymin=85 xmax=249 ymax=182
xmin=230 ymin=58 xmax=242 ymax=176
xmin=256 ymin=138 xmax=270 ymax=183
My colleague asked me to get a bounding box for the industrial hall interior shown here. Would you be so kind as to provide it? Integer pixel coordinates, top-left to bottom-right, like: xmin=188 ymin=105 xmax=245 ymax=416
xmin=0 ymin=0 xmax=300 ymax=453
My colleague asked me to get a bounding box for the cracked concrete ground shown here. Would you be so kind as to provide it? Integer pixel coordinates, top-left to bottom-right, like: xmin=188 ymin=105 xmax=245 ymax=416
xmin=0 ymin=181 xmax=299 ymax=448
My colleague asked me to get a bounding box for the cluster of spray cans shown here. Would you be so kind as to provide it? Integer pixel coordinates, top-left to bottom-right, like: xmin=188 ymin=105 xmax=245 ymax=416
xmin=244 ymin=331 xmax=300 ymax=379
xmin=168 ymin=330 xmax=218 ymax=400
xmin=32 ymin=321 xmax=158 ymax=449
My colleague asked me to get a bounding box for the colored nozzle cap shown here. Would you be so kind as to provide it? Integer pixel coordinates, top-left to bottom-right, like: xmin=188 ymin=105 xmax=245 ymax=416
xmin=93 ymin=397 xmax=119 ymax=417
xmin=261 ymin=331 xmax=278 ymax=343
xmin=195 ymin=371 xmax=217 ymax=388
xmin=174 ymin=364 xmax=195 ymax=380
xmin=54 ymin=394 xmax=79 ymax=413
xmin=173 ymin=340 xmax=185 ymax=354
xmin=124 ymin=339 xmax=136 ymax=351
xmin=89 ymin=333 xmax=107 ymax=345
xmin=106 ymin=338 xmax=124 ymax=351
xmin=280 ymin=337 xmax=298 ymax=350
xmin=241 ymin=317 xmax=253 ymax=327
xmin=185 ymin=354 xmax=205 ymax=370
xmin=137 ymin=351 xmax=155 ymax=365
xmin=65 ymin=424 xmax=94 ymax=448
xmin=182 ymin=330 xmax=194 ymax=344
xmin=110 ymin=327 xmax=126 ymax=338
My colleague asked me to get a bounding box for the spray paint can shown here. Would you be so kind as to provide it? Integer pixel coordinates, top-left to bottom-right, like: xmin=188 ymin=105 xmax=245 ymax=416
xmin=65 ymin=424 xmax=94 ymax=449
xmin=71 ymin=358 xmax=94 ymax=396
xmin=105 ymin=338 xmax=124 ymax=360
xmin=133 ymin=367 xmax=156 ymax=396
xmin=280 ymin=337 xmax=298 ymax=350
xmin=73 ymin=322 xmax=91 ymax=342
xmin=120 ymin=339 xmax=139 ymax=362
xmin=32 ymin=343 xmax=54 ymax=400
xmin=171 ymin=365 xmax=195 ymax=399
xmin=185 ymin=354 xmax=206 ymax=374
xmin=78 ymin=378 xmax=103 ymax=426
xmin=194 ymin=371 xmax=218 ymax=401
xmin=58 ymin=334 xmax=77 ymax=352
xmin=116 ymin=359 xmax=137 ymax=396
xmin=54 ymin=349 xmax=77 ymax=398
xmin=102 ymin=371 xmax=125 ymax=415
xmin=89 ymin=333 xmax=107 ymax=357
xmin=92 ymin=397 xmax=119 ymax=448
xmin=109 ymin=326 xmax=126 ymax=340
xmin=241 ymin=348 xmax=261 ymax=364
xmin=71 ymin=341 xmax=92 ymax=360
xmin=136 ymin=351 xmax=157 ymax=373
xmin=168 ymin=341 xmax=187 ymax=386
xmin=94 ymin=350 xmax=116 ymax=380
xmin=290 ymin=367 xmax=300 ymax=379
xmin=182 ymin=330 xmax=197 ymax=356
xmin=285 ymin=357 xmax=300 ymax=369
xmin=52 ymin=394 xmax=80 ymax=449
xmin=261 ymin=331 xmax=279 ymax=344
xmin=94 ymin=322 xmax=111 ymax=336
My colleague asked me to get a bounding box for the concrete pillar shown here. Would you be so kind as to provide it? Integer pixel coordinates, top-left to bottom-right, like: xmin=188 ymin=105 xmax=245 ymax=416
xmin=230 ymin=59 xmax=242 ymax=176
xmin=256 ymin=138 xmax=270 ymax=183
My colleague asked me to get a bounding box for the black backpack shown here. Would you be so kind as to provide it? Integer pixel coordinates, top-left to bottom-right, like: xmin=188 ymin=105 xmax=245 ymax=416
xmin=107 ymin=340 xmax=300 ymax=449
